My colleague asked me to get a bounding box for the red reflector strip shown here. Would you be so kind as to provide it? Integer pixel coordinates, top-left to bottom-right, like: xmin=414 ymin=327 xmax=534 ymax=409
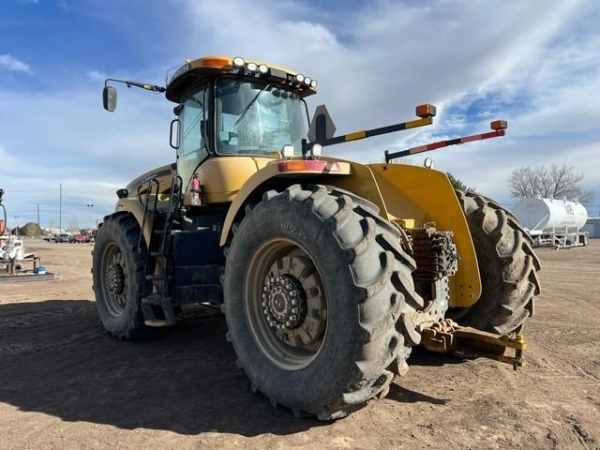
xmin=406 ymin=130 xmax=505 ymax=156
xmin=385 ymin=122 xmax=507 ymax=162
xmin=278 ymin=160 xmax=341 ymax=173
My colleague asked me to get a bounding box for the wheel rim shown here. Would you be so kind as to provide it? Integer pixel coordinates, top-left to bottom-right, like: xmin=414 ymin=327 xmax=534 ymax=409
xmin=101 ymin=242 xmax=128 ymax=317
xmin=244 ymin=239 xmax=328 ymax=370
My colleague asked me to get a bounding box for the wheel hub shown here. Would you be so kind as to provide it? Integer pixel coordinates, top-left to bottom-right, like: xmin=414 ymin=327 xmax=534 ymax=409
xmin=262 ymin=274 xmax=306 ymax=329
xmin=258 ymin=254 xmax=327 ymax=349
xmin=105 ymin=263 xmax=125 ymax=295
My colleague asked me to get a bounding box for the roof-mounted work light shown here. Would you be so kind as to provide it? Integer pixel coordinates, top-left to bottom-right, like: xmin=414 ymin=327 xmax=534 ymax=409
xmin=233 ymin=57 xmax=245 ymax=68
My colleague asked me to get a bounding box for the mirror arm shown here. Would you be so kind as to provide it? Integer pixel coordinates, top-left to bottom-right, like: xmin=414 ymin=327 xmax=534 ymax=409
xmin=105 ymin=78 xmax=166 ymax=93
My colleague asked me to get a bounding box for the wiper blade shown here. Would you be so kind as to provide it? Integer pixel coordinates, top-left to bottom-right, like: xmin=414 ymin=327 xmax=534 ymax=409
xmin=234 ymin=83 xmax=271 ymax=126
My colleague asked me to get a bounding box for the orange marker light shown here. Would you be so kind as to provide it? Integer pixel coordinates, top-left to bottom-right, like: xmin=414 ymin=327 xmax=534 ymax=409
xmin=491 ymin=120 xmax=508 ymax=130
xmin=278 ymin=161 xmax=342 ymax=173
xmin=201 ymin=58 xmax=230 ymax=69
xmin=416 ymin=104 xmax=437 ymax=118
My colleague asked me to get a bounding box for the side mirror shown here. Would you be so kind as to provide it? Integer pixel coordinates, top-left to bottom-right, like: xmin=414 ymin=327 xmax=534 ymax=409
xmin=103 ymin=86 xmax=117 ymax=112
xmin=308 ymin=104 xmax=336 ymax=144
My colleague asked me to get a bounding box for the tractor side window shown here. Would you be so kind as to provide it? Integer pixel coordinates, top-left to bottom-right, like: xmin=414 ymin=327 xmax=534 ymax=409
xmin=178 ymin=85 xmax=208 ymax=191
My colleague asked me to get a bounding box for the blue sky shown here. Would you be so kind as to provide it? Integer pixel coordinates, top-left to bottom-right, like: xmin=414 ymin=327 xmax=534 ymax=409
xmin=1 ymin=0 xmax=600 ymax=231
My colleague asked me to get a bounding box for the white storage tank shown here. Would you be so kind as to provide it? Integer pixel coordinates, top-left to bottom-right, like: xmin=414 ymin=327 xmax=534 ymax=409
xmin=512 ymin=197 xmax=588 ymax=233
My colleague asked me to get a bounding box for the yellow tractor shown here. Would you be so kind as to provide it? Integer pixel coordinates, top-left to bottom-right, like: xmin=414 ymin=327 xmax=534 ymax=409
xmin=94 ymin=56 xmax=540 ymax=420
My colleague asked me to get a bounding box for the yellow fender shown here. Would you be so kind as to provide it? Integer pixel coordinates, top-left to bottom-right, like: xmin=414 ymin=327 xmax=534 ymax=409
xmin=368 ymin=163 xmax=481 ymax=308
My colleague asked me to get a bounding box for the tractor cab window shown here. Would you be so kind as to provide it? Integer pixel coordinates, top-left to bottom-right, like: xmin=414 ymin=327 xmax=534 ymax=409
xmin=177 ymin=84 xmax=208 ymax=191
xmin=215 ymin=78 xmax=305 ymax=156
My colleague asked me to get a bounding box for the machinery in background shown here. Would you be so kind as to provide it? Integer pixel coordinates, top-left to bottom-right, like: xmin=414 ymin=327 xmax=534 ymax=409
xmin=0 ymin=188 xmax=56 ymax=281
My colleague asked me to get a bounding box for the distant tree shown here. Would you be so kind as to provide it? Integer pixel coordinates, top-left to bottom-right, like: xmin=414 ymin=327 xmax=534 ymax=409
xmin=14 ymin=222 xmax=43 ymax=237
xmin=447 ymin=173 xmax=477 ymax=193
xmin=508 ymin=164 xmax=595 ymax=205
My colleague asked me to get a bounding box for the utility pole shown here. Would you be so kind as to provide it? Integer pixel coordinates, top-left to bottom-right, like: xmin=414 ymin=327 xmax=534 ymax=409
xmin=59 ymin=183 xmax=62 ymax=234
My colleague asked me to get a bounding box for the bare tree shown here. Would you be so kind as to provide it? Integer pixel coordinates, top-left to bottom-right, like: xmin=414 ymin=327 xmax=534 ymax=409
xmin=508 ymin=164 xmax=595 ymax=205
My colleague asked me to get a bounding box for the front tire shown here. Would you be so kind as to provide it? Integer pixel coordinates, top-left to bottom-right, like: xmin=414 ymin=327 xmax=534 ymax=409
xmin=223 ymin=185 xmax=421 ymax=420
xmin=453 ymin=191 xmax=541 ymax=334
xmin=92 ymin=213 xmax=148 ymax=340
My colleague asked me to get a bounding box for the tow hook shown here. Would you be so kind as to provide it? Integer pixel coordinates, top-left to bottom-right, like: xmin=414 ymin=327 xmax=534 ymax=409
xmin=421 ymin=319 xmax=526 ymax=370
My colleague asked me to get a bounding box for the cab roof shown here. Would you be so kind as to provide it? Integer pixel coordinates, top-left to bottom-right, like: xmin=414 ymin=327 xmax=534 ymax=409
xmin=165 ymin=55 xmax=318 ymax=103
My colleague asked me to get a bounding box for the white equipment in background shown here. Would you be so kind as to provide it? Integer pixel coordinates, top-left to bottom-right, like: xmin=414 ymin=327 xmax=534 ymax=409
xmin=512 ymin=197 xmax=589 ymax=248
xmin=0 ymin=237 xmax=36 ymax=261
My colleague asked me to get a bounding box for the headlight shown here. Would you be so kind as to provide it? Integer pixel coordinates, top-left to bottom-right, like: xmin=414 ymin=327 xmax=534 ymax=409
xmin=304 ymin=77 xmax=311 ymax=86
xmin=282 ymin=145 xmax=295 ymax=158
xmin=247 ymin=62 xmax=258 ymax=72
xmin=311 ymin=143 xmax=323 ymax=157
xmin=310 ymin=79 xmax=318 ymax=88
xmin=233 ymin=57 xmax=245 ymax=68
xmin=259 ymin=64 xmax=269 ymax=74
xmin=295 ymin=74 xmax=305 ymax=83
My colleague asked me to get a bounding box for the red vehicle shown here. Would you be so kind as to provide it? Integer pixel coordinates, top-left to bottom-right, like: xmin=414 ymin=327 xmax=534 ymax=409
xmin=71 ymin=234 xmax=89 ymax=243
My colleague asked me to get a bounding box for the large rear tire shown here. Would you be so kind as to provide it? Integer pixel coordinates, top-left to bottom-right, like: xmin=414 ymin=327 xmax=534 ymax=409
xmin=223 ymin=185 xmax=421 ymax=420
xmin=453 ymin=191 xmax=541 ymax=334
xmin=92 ymin=213 xmax=148 ymax=340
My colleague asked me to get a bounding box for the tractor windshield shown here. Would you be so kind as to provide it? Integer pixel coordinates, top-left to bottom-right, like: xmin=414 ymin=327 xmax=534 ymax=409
xmin=215 ymin=78 xmax=306 ymax=156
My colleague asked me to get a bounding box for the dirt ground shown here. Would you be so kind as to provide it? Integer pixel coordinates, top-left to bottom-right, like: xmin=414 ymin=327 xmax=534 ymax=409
xmin=0 ymin=239 xmax=599 ymax=450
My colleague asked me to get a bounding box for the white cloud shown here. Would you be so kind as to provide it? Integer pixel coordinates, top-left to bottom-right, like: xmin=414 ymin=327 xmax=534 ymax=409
xmin=0 ymin=54 xmax=31 ymax=73
xmin=86 ymin=70 xmax=108 ymax=82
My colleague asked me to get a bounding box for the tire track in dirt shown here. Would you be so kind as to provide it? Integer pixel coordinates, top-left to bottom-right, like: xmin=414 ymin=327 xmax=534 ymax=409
xmin=546 ymin=414 xmax=600 ymax=450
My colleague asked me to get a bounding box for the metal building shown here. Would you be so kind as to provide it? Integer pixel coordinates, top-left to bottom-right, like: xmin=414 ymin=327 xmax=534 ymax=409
xmin=582 ymin=218 xmax=600 ymax=238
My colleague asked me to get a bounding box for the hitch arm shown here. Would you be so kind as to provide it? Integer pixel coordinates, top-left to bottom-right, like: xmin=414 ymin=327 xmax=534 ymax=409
xmin=421 ymin=319 xmax=526 ymax=370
